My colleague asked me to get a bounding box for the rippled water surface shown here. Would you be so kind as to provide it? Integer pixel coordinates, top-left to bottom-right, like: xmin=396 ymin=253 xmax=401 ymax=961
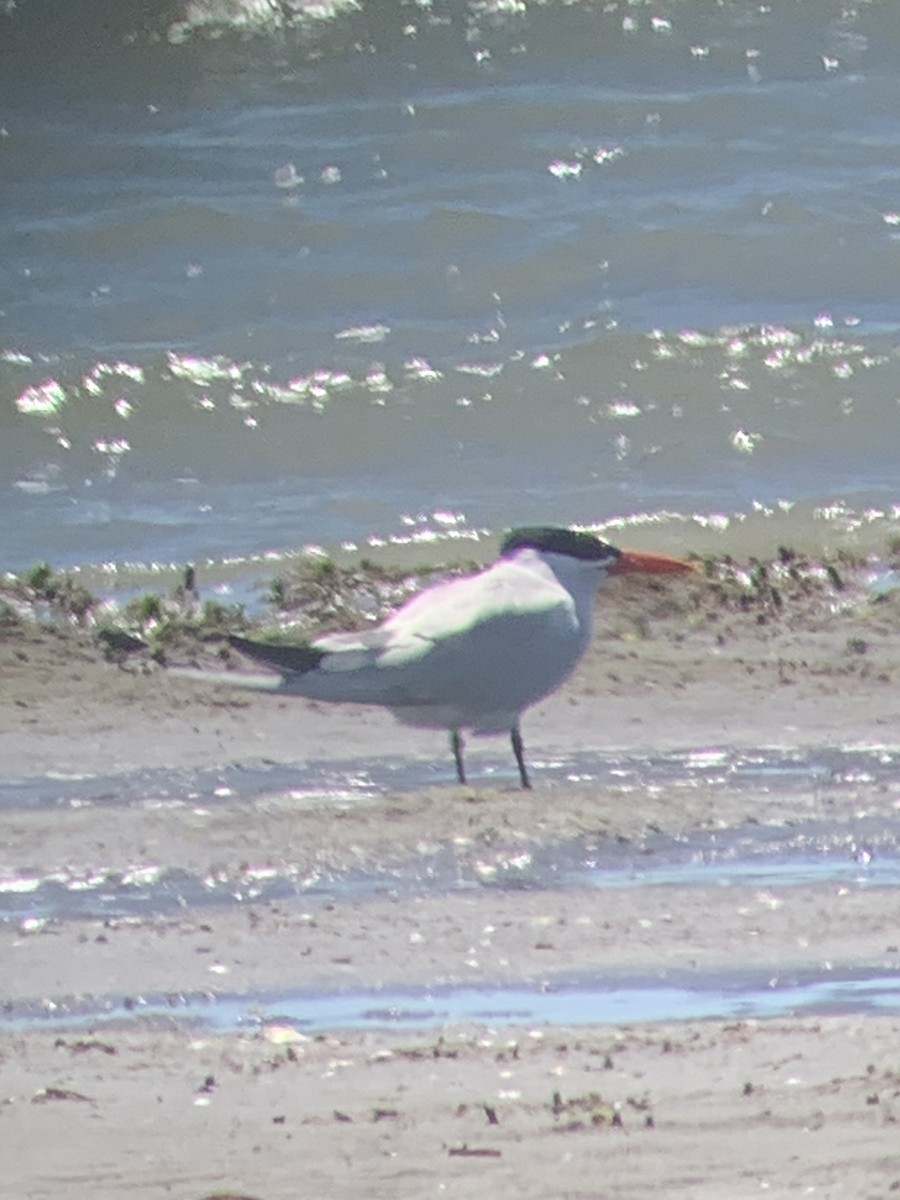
xmin=5 ymin=1 xmax=900 ymax=584
xmin=3 ymin=745 xmax=899 ymax=923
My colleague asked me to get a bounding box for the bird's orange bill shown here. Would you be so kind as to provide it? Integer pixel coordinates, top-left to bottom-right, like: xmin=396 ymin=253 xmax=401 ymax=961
xmin=608 ymin=550 xmax=695 ymax=575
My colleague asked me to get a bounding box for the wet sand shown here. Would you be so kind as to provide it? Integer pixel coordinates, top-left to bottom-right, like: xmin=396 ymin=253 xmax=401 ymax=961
xmin=3 ymin=568 xmax=900 ymax=1196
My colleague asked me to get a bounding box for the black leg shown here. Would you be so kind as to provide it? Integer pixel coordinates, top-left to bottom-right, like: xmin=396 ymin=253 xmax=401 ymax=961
xmin=450 ymin=729 xmax=466 ymax=785
xmin=510 ymin=725 xmax=531 ymax=790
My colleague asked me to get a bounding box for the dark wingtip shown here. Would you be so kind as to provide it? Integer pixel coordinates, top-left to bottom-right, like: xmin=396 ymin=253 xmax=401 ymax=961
xmin=228 ymin=634 xmax=324 ymax=675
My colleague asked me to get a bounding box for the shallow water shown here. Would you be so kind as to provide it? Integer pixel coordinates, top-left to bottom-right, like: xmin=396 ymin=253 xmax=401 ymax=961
xmin=6 ymin=1 xmax=900 ymax=587
xmin=5 ymin=741 xmax=900 ymax=1030
xmin=5 ymin=968 xmax=900 ymax=1034
xmin=2 ymin=745 xmax=898 ymax=924
xmin=3 ymin=842 xmax=897 ymax=926
xmin=3 ymin=742 xmax=897 ymax=812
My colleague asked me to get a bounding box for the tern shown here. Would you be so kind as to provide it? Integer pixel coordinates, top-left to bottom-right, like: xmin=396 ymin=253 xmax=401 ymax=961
xmin=194 ymin=527 xmax=692 ymax=788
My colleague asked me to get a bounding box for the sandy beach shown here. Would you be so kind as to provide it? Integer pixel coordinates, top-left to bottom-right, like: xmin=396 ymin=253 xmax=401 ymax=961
xmin=8 ymin=0 xmax=900 ymax=1192
xmin=2 ymin=562 xmax=900 ymax=1197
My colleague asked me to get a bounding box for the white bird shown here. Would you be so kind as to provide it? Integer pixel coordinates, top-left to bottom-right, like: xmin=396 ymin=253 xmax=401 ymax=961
xmin=199 ymin=527 xmax=693 ymax=788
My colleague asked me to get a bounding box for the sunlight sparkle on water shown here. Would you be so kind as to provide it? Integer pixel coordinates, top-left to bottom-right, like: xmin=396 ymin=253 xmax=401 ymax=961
xmin=15 ymin=379 xmax=66 ymax=416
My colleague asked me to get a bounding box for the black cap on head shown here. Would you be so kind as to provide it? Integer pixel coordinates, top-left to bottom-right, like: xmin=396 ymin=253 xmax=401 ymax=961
xmin=499 ymin=526 xmax=620 ymax=564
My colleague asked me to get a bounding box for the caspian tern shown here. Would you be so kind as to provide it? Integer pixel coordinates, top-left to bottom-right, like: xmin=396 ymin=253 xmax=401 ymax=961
xmin=199 ymin=527 xmax=692 ymax=788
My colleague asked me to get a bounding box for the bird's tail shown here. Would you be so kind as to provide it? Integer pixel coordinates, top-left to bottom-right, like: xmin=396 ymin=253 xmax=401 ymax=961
xmin=168 ymin=665 xmax=285 ymax=692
